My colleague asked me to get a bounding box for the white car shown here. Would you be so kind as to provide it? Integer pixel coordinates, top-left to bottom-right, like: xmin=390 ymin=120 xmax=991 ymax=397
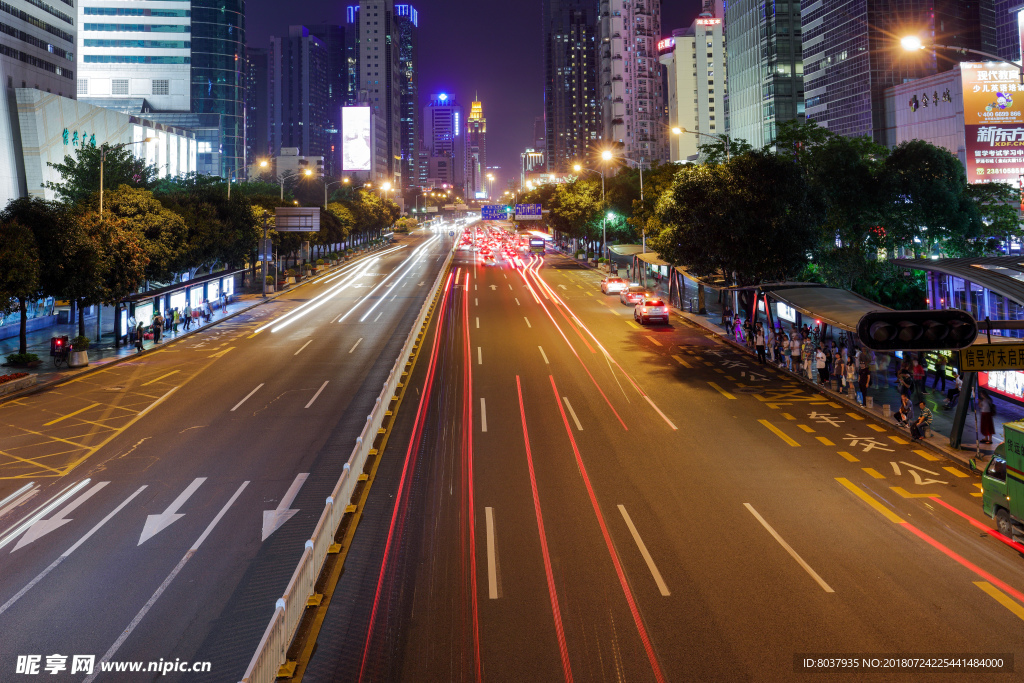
xmin=635 ymin=298 xmax=669 ymax=325
xmin=600 ymin=277 xmax=628 ymax=294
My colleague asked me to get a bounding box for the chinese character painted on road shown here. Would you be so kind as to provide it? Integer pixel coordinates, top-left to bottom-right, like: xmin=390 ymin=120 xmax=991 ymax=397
xmin=808 ymin=412 xmax=844 ymax=427
xmin=842 ymin=434 xmax=894 ymax=452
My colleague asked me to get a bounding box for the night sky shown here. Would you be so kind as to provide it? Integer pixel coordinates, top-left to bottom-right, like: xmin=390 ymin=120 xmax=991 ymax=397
xmin=246 ymin=0 xmax=703 ymax=189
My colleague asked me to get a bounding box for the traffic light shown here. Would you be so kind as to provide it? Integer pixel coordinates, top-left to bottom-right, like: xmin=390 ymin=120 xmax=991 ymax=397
xmin=856 ymin=310 xmax=978 ymax=351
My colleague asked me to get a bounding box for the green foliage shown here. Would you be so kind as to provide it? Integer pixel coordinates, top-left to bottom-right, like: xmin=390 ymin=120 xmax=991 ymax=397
xmin=696 ymin=135 xmax=755 ymax=165
xmin=46 ymin=144 xmax=158 ymax=207
xmin=102 ymin=185 xmax=188 ymax=282
xmin=72 ymin=335 xmax=90 ymax=351
xmin=6 ymin=352 xmax=39 ymax=365
xmin=0 ymin=218 xmax=41 ymax=354
xmin=966 ymin=181 xmax=1022 ymax=247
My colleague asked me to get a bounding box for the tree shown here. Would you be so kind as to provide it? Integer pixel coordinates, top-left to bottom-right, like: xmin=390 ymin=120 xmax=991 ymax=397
xmin=696 ymin=134 xmax=755 ymax=165
xmin=75 ymin=211 xmax=148 ymax=341
xmin=46 ymin=144 xmax=158 ymax=207
xmin=0 ymin=219 xmax=41 ymax=354
xmin=549 ymin=179 xmax=603 ymax=254
xmin=656 ymin=151 xmax=821 ymax=286
xmin=966 ymin=181 xmax=1022 ymax=252
xmin=103 ymin=185 xmax=188 ymax=282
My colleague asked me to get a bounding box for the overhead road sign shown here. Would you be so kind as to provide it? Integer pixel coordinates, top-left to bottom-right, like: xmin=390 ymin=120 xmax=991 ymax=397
xmin=482 ymin=205 xmax=510 ymax=220
xmin=515 ymin=204 xmax=543 ymax=220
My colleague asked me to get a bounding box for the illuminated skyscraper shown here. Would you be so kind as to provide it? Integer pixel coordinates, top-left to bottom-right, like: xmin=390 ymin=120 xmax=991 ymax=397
xmin=269 ymin=27 xmax=329 ymax=166
xmin=191 ymin=0 xmax=245 ymax=178
xmin=467 ymin=97 xmax=486 ymax=198
xmin=422 ymin=93 xmax=464 ymax=189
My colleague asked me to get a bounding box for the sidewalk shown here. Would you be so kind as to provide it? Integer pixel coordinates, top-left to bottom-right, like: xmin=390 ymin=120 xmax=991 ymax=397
xmin=678 ymin=305 xmax=1015 ymax=468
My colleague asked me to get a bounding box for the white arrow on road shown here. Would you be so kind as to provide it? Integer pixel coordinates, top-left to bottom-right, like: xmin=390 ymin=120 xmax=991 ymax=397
xmin=13 ymin=481 xmax=109 ymax=552
xmin=262 ymin=473 xmax=309 ymax=541
xmin=139 ymin=478 xmax=205 ymax=545
xmin=489 ymin=285 xmax=498 ymax=290
xmin=558 ymin=284 xmax=567 ymax=290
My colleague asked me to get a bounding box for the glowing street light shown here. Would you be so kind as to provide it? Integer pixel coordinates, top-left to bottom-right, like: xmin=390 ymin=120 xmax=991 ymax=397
xmin=900 ymin=33 xmax=1023 ymax=84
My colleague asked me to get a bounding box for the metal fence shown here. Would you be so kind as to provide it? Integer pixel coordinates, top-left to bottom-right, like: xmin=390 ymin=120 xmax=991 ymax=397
xmin=239 ymin=243 xmax=456 ymax=683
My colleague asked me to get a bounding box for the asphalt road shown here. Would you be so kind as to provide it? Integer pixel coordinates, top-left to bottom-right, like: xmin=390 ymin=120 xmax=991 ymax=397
xmin=306 ymin=239 xmax=1024 ymax=682
xmin=0 ymin=225 xmax=458 ymax=681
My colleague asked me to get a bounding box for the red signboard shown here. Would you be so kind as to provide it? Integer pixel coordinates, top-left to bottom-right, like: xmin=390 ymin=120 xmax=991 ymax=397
xmin=981 ymin=370 xmax=1024 ymax=403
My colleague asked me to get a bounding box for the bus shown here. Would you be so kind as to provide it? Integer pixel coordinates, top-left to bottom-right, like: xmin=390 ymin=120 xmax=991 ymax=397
xmin=529 ymin=238 xmax=546 ymax=254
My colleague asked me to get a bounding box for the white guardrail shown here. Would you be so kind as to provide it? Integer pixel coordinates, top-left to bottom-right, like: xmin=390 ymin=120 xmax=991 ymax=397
xmin=240 ymin=237 xmax=457 ymax=683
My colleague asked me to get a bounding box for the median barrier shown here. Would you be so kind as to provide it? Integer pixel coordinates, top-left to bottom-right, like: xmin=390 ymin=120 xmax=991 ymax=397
xmin=240 ymin=245 xmax=455 ymax=683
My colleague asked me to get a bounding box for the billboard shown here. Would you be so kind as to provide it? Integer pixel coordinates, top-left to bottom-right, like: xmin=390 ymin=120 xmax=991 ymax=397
xmin=342 ymin=106 xmax=371 ymax=172
xmin=962 ymin=63 xmax=1024 ymax=184
xmin=275 ymin=207 xmax=321 ymax=232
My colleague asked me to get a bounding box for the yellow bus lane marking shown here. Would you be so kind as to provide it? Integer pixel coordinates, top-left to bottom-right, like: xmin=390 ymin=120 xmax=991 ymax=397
xmin=43 ymin=403 xmax=100 ymax=427
xmin=626 ymin=320 xmax=641 ymax=330
xmin=671 ymin=355 xmax=691 ymax=368
xmin=914 ymin=449 xmax=940 ymax=462
xmin=836 ymin=478 xmax=905 ymax=523
xmin=782 ymin=413 xmax=795 ymax=420
xmin=863 ymin=468 xmax=885 ymax=479
xmin=0 ymin=448 xmax=66 ymax=475
xmin=889 ymin=435 xmax=909 ymax=445
xmin=845 ymin=412 xmax=864 ymax=421
xmin=838 ymin=451 xmax=860 ymax=462
xmin=797 ymin=424 xmax=815 ymax=433
xmin=891 ymin=487 xmax=940 ymax=499
xmin=867 ymin=424 xmax=885 ymax=432
xmin=707 ymin=382 xmax=736 ymax=400
xmin=760 ymin=420 xmax=799 ymax=447
xmin=943 ymin=467 xmax=969 ymax=479
xmin=816 ymin=437 xmax=835 ymax=446
xmin=974 ymin=582 xmax=1024 ymax=623
xmin=141 ymin=370 xmax=179 ymax=387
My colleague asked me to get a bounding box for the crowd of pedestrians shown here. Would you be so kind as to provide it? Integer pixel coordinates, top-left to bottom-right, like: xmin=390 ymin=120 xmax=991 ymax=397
xmin=126 ymin=297 xmax=224 ymax=353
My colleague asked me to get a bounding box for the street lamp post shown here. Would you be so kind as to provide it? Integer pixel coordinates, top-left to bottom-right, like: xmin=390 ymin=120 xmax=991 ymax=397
xmin=258 ymin=159 xmax=284 ymax=201
xmin=260 ymin=210 xmax=270 ymax=299
xmin=901 ymin=35 xmax=1024 ymax=83
xmin=572 ymin=149 xmax=613 ymax=261
xmin=100 ymin=137 xmax=153 ymax=215
xmin=672 ymin=126 xmax=730 ymax=162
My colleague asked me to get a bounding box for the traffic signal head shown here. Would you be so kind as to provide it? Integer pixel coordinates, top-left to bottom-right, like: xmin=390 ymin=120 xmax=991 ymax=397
xmin=856 ymin=309 xmax=978 ymax=351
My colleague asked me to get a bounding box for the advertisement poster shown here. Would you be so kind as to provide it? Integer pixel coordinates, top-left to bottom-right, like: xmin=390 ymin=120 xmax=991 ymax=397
xmin=964 ymin=124 xmax=1024 ymax=184
xmin=342 ymin=106 xmax=372 ymax=172
xmin=961 ymin=63 xmax=1024 ymax=126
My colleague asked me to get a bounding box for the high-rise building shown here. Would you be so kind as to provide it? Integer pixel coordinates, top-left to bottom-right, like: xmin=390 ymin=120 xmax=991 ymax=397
xmin=661 ymin=13 xmax=727 ymax=163
xmin=1 ymin=0 xmax=78 ymax=205
xmin=422 ymin=92 xmax=464 ymax=189
xmin=995 ymin=1 xmax=1022 ymax=62
xmin=345 ymin=1 xmax=402 ymax=186
xmin=269 ymin=27 xmax=329 ymax=168
xmin=76 ymin=0 xmax=192 ymax=111
xmin=394 ymin=5 xmax=419 ymax=189
xmin=542 ymin=0 xmax=601 ymax=171
xmin=467 ymin=97 xmax=486 ymax=198
xmin=600 ymin=0 xmax=668 ymax=164
xmin=533 ymin=116 xmax=546 ymax=152
xmin=307 ymin=24 xmax=349 ymax=178
xmin=802 ymin=0 xmax=997 ymax=144
xmin=245 ymin=48 xmax=269 ymax=168
xmin=191 ymin=0 xmax=245 ymax=179
xmin=726 ymin=0 xmax=803 ymax=148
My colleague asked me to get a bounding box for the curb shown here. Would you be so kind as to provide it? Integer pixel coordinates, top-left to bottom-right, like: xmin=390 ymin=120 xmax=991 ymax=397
xmin=0 ymin=246 xmax=393 ymax=405
xmin=675 ymin=311 xmax=976 ymax=471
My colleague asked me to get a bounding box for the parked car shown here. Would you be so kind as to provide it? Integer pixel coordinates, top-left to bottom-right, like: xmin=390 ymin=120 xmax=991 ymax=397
xmin=620 ymin=285 xmax=649 ymax=306
xmin=635 ymin=298 xmax=669 ymax=325
xmin=600 ymin=277 xmax=628 ymax=295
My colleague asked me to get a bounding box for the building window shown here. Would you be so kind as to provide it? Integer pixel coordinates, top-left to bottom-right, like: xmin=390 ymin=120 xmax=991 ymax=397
xmin=112 ymin=79 xmax=128 ymax=95
xmin=77 ymin=79 xmax=87 ymax=95
xmin=153 ymin=79 xmax=169 ymax=95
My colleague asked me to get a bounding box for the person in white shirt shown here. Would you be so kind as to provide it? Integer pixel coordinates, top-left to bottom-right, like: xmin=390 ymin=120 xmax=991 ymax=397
xmin=790 ymin=333 xmax=802 ymax=373
xmin=815 ymin=344 xmax=827 ymax=384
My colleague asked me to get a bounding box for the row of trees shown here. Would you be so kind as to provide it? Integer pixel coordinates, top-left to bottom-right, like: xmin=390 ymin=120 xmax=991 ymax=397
xmin=0 ymin=146 xmax=400 ymax=354
xmin=523 ymin=120 xmax=1022 ymax=309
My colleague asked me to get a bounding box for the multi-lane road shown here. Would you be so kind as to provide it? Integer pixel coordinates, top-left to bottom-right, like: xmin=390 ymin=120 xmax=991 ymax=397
xmin=0 ymin=226 xmax=455 ymax=680
xmin=306 ymin=235 xmax=1024 ymax=682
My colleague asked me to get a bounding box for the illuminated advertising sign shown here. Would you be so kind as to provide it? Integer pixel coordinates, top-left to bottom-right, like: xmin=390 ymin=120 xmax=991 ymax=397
xmin=695 ymin=18 xmax=722 ymax=26
xmin=657 ymin=38 xmax=675 ymax=54
xmin=965 ymin=124 xmax=1024 ymax=184
xmin=961 ymin=63 xmax=1024 ymax=126
xmin=342 ymin=106 xmax=371 ymax=171
xmin=982 ymin=370 xmax=1024 ymax=402
xmin=1019 ymin=10 xmax=1024 ymax=64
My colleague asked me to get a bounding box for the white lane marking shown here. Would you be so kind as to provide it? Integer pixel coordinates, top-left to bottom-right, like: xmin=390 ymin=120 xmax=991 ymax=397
xmin=137 ymin=386 xmax=178 ymax=420
xmin=262 ymin=473 xmax=308 ymax=541
xmin=503 ymin=274 xmax=507 ymax=279
xmin=0 ymin=480 xmax=90 ymax=551
xmin=139 ymin=477 xmax=206 ymax=545
xmin=515 ymin=297 xmax=521 ymax=306
xmin=0 ymin=486 xmax=147 ymax=617
xmin=475 ymin=284 xmax=478 ymax=290
xmin=524 ymin=317 xmax=531 ymax=328
xmin=562 ymin=397 xmax=583 ymax=431
xmin=349 ymin=338 xmax=363 ymax=354
xmin=475 ymin=297 xmax=478 ymax=306
xmin=891 ymin=462 xmax=901 ymax=476
xmin=646 ymin=336 xmax=663 ymax=347
xmin=294 ymin=340 xmax=313 ymax=356
xmin=538 ymin=346 xmax=549 ymax=364
xmin=508 ymin=284 xmax=513 ymax=290
xmin=14 ymin=481 xmax=109 ymax=552
xmin=476 ymin=317 xmax=479 ymax=329
xmin=87 ymin=482 xmax=249 ymax=683
xmin=743 ymin=503 xmax=834 ymax=593
xmin=374 ymin=311 xmax=384 ymax=322
xmin=486 ymin=507 xmax=500 ymax=599
xmin=305 ymin=381 xmax=329 ymax=409
xmin=390 ymin=295 xmax=397 ymax=301
xmin=900 ymin=461 xmax=940 ymax=476
xmin=480 ymin=398 xmax=488 ymax=432
xmin=231 ymin=384 xmax=264 ymax=412
xmin=644 ymin=396 xmax=678 ymax=430
xmin=0 ymin=484 xmax=37 ymax=523
xmin=617 ymin=505 xmax=670 ymax=596
xmin=478 ymin=346 xmax=482 ymax=365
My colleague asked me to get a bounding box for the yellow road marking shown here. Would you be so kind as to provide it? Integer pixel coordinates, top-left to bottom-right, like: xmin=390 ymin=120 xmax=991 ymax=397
xmin=707 ymin=382 xmax=736 ymax=400
xmin=586 ymin=292 xmax=593 ymax=296
xmin=816 ymin=436 xmax=835 ymax=446
xmin=836 ymin=478 xmax=904 ymax=523
xmin=846 ymin=412 xmax=864 ymax=421
xmin=943 ymin=467 xmax=969 ymax=478
xmin=0 ymin=448 xmax=67 ymax=474
xmin=141 ymin=370 xmax=179 ymax=386
xmin=626 ymin=321 xmax=641 ymax=330
xmin=672 ymin=354 xmax=691 ymax=368
xmin=782 ymin=413 xmax=795 ymax=420
xmin=838 ymin=451 xmax=860 ymax=462
xmin=827 ymin=402 xmax=840 ymax=409
xmin=867 ymin=424 xmax=885 ymax=432
xmin=797 ymin=424 xmax=815 ymax=433
xmin=863 ymin=468 xmax=885 ymax=479
xmin=713 ymin=368 xmax=725 ymax=374
xmin=972 ymin=483 xmax=984 ymax=498
xmin=974 ymin=582 xmax=1024 ymax=623
xmin=759 ymin=420 xmax=799 ymax=447
xmin=891 ymin=487 xmax=939 ymax=499
xmin=208 ymin=347 xmax=235 ymax=358
xmin=889 ymin=436 xmax=909 ymax=445
xmin=43 ymin=403 xmax=100 ymax=426
xmin=725 ymin=376 xmax=736 ymax=381
xmin=704 ymin=361 xmax=714 ymax=366
xmin=914 ymin=449 xmax=940 ymax=462
xmin=576 ymin=284 xmax=583 ymax=289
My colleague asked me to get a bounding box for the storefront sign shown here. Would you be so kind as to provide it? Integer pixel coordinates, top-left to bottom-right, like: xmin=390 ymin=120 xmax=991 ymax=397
xmin=957 ymin=343 xmax=1024 ymax=371
xmin=982 ymin=370 xmax=1024 ymax=401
